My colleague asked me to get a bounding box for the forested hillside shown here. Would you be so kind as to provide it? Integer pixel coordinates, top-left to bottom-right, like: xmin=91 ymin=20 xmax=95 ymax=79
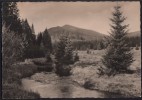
xmin=48 ymin=25 xmax=141 ymax=50
xmin=48 ymin=25 xmax=105 ymax=42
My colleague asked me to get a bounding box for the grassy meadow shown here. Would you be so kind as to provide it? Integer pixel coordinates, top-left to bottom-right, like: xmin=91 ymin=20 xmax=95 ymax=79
xmin=71 ymin=48 xmax=141 ymax=97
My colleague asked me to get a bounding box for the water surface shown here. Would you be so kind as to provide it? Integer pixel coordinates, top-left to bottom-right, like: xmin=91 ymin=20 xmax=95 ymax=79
xmin=22 ymin=73 xmax=125 ymax=98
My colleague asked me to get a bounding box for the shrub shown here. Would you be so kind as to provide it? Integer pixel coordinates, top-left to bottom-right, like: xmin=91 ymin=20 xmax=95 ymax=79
xmin=32 ymin=58 xmax=53 ymax=72
xmin=13 ymin=64 xmax=38 ymax=78
xmin=55 ymin=63 xmax=71 ymax=76
xmin=2 ymin=63 xmax=40 ymax=99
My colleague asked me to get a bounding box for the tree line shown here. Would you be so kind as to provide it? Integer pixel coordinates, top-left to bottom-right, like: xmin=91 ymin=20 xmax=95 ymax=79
xmin=2 ymin=2 xmax=52 ymax=59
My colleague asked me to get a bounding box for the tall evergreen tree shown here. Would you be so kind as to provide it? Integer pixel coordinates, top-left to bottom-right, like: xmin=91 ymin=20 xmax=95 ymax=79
xmin=2 ymin=2 xmax=23 ymax=34
xmin=21 ymin=19 xmax=35 ymax=45
xmin=55 ymin=35 xmax=77 ymax=65
xmin=42 ymin=28 xmax=52 ymax=61
xmin=55 ymin=35 xmax=76 ymax=76
xmin=99 ymin=5 xmax=134 ymax=76
xmin=21 ymin=19 xmax=36 ymax=58
xmin=31 ymin=24 xmax=36 ymax=44
xmin=55 ymin=35 xmax=67 ymax=64
xmin=36 ymin=32 xmax=43 ymax=46
xmin=31 ymin=24 xmax=35 ymax=34
xmin=63 ymin=38 xmax=74 ymax=65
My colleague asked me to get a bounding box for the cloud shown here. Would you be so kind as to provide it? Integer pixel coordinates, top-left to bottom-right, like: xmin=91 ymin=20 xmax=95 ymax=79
xmin=17 ymin=1 xmax=140 ymax=35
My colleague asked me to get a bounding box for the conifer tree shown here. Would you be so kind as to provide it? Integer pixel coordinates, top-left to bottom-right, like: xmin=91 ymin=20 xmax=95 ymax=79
xmin=21 ymin=19 xmax=36 ymax=58
xmin=22 ymin=19 xmax=33 ymax=44
xmin=31 ymin=24 xmax=35 ymax=34
xmin=55 ymin=35 xmax=68 ymax=64
xmin=63 ymin=38 xmax=74 ymax=65
xmin=42 ymin=28 xmax=52 ymax=61
xmin=31 ymin=24 xmax=36 ymax=44
xmin=2 ymin=2 xmax=23 ymax=34
xmin=99 ymin=5 xmax=134 ymax=76
xmin=55 ymin=35 xmax=76 ymax=76
xmin=36 ymin=32 xmax=43 ymax=46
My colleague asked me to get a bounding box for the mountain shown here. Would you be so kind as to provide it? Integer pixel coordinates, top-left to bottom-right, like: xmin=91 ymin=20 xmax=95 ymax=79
xmin=48 ymin=24 xmax=140 ymax=43
xmin=48 ymin=25 xmax=106 ymax=42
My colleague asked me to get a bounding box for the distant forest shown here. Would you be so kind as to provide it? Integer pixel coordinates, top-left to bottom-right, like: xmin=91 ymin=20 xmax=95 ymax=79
xmin=52 ymin=36 xmax=141 ymax=51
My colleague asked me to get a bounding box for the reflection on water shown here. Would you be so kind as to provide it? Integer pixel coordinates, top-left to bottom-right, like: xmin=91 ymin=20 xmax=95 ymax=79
xmin=22 ymin=73 xmax=125 ymax=98
xmin=56 ymin=77 xmax=73 ymax=98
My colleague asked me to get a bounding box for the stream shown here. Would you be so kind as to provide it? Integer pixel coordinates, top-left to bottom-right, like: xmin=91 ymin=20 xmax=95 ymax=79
xmin=22 ymin=72 xmax=125 ymax=98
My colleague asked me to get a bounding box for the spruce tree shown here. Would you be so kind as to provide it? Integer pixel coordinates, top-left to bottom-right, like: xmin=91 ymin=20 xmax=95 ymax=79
xmin=99 ymin=5 xmax=134 ymax=76
xmin=55 ymin=35 xmax=68 ymax=64
xmin=42 ymin=28 xmax=52 ymax=61
xmin=21 ymin=19 xmax=36 ymax=58
xmin=31 ymin=24 xmax=36 ymax=44
xmin=2 ymin=2 xmax=23 ymax=34
xmin=63 ymin=38 xmax=74 ymax=65
xmin=36 ymin=32 xmax=43 ymax=46
xmin=21 ymin=19 xmax=34 ymax=45
xmin=31 ymin=24 xmax=35 ymax=34
xmin=55 ymin=35 xmax=77 ymax=65
xmin=55 ymin=35 xmax=76 ymax=76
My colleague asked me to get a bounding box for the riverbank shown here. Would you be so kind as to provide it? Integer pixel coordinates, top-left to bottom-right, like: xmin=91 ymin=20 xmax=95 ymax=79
xmin=22 ymin=49 xmax=141 ymax=98
xmin=72 ymin=66 xmax=141 ymax=97
xmin=23 ymin=72 xmax=126 ymax=98
xmin=2 ymin=61 xmax=40 ymax=99
xmin=71 ymin=49 xmax=141 ymax=97
xmin=2 ymin=49 xmax=141 ymax=98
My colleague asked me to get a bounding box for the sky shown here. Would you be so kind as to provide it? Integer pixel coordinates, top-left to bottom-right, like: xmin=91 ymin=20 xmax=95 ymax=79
xmin=17 ymin=1 xmax=140 ymax=35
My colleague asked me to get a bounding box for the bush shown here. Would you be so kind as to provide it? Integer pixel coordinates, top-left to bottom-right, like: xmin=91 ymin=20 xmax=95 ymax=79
xmin=2 ymin=63 xmax=40 ymax=99
xmin=13 ymin=64 xmax=38 ymax=78
xmin=55 ymin=63 xmax=71 ymax=76
xmin=32 ymin=58 xmax=53 ymax=72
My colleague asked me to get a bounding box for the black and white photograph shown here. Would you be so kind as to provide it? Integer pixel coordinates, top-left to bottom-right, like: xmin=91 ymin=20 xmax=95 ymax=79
xmin=2 ymin=0 xmax=141 ymax=99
